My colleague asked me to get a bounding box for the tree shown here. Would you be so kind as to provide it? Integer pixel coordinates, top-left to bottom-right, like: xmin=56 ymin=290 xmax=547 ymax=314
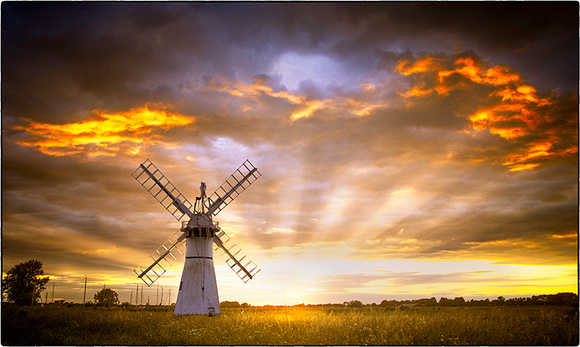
xmin=491 ymin=296 xmax=506 ymax=306
xmin=380 ymin=299 xmax=398 ymax=307
xmin=93 ymin=288 xmax=119 ymax=306
xmin=2 ymin=259 xmax=50 ymax=306
xmin=344 ymin=300 xmax=363 ymax=307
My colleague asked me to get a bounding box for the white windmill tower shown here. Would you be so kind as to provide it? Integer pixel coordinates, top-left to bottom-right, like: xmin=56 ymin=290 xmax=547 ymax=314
xmin=131 ymin=159 xmax=261 ymax=316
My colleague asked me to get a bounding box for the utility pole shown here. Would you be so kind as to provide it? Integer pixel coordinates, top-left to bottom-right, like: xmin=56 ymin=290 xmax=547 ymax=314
xmin=168 ymin=289 xmax=171 ymax=305
xmin=52 ymin=282 xmax=55 ymax=303
xmin=157 ymin=283 xmax=159 ymax=305
xmin=83 ymin=276 xmax=87 ymax=303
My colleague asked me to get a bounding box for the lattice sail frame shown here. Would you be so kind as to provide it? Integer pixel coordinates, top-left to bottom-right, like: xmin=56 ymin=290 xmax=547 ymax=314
xmin=204 ymin=159 xmax=261 ymax=217
xmin=214 ymin=228 xmax=261 ymax=283
xmin=134 ymin=230 xmax=186 ymax=286
xmin=132 ymin=159 xmax=194 ymax=221
xmin=132 ymin=158 xmax=262 ymax=286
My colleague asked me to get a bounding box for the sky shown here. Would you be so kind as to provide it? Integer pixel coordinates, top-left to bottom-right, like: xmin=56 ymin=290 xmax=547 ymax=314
xmin=2 ymin=2 xmax=578 ymax=306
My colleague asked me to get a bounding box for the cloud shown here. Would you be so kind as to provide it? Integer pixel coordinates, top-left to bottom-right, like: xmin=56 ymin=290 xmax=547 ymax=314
xmin=11 ymin=105 xmax=194 ymax=157
xmin=358 ymin=167 xmax=578 ymax=264
xmin=2 ymin=2 xmax=576 ymax=304
xmin=379 ymin=50 xmax=578 ymax=171
xmin=265 ymin=227 xmax=295 ymax=235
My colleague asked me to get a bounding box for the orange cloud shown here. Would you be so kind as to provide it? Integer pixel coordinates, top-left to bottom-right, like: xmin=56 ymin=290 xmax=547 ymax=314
xmin=204 ymin=76 xmax=318 ymax=119
xmin=13 ymin=105 xmax=193 ymax=156
xmin=204 ymin=76 xmax=388 ymax=121
xmin=394 ymin=52 xmax=578 ymax=171
xmin=503 ymin=138 xmax=578 ymax=172
xmin=463 ymin=77 xmax=563 ymax=171
xmin=438 ymin=57 xmax=521 ymax=87
xmin=468 ymin=103 xmax=535 ymax=140
xmin=493 ymin=85 xmax=550 ymax=106
xmin=290 ymin=99 xmax=326 ymax=121
xmin=466 ymin=99 xmax=575 ymax=171
xmin=204 ymin=76 xmax=305 ymax=106
xmin=403 ymin=86 xmax=435 ymax=98
xmin=482 ymin=65 xmax=521 ymax=86
xmin=398 ymin=55 xmax=522 ymax=97
xmin=396 ymin=56 xmax=444 ymax=76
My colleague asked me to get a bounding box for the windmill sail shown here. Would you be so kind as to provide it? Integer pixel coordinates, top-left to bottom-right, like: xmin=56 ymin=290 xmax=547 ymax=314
xmin=204 ymin=159 xmax=261 ymax=217
xmin=132 ymin=159 xmax=194 ymax=220
xmin=134 ymin=230 xmax=187 ymax=286
xmin=213 ymin=228 xmax=261 ymax=283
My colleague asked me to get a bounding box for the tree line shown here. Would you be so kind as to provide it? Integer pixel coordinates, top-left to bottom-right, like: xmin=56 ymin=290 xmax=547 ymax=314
xmin=374 ymin=293 xmax=578 ymax=307
xmin=2 ymin=259 xmax=578 ymax=308
xmin=222 ymin=293 xmax=578 ymax=309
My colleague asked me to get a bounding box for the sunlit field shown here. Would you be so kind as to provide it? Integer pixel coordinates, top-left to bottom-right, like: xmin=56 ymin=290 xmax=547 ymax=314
xmin=2 ymin=304 xmax=578 ymax=345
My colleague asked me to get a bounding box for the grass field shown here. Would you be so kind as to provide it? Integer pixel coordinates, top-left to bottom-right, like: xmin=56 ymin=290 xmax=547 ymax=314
xmin=2 ymin=304 xmax=578 ymax=345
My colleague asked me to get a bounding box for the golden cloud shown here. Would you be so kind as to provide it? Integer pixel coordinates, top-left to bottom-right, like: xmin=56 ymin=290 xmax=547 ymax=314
xmin=438 ymin=57 xmax=520 ymax=87
xmin=199 ymin=54 xmax=575 ymax=172
xmin=203 ymin=76 xmax=388 ymax=121
xmin=395 ymin=53 xmax=576 ymax=171
xmin=395 ymin=56 xmax=445 ymax=76
xmin=397 ymin=56 xmax=522 ymax=96
xmin=13 ymin=105 xmax=193 ymax=157
xmin=204 ymin=76 xmax=305 ymax=105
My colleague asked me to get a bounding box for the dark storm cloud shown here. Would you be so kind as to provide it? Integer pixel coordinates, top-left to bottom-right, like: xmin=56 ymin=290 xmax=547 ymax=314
xmin=337 ymin=2 xmax=573 ymax=47
xmin=4 ymin=2 xmax=576 ymax=123
xmin=3 ymin=3 xmax=201 ymax=119
xmin=1 ymin=139 xmax=184 ymax=272
xmin=334 ymin=2 xmax=578 ymax=89
xmin=1 ymin=139 xmax=151 ymax=210
xmin=2 ymin=2 xmax=345 ymax=119
xmin=2 ymin=232 xmax=135 ymax=274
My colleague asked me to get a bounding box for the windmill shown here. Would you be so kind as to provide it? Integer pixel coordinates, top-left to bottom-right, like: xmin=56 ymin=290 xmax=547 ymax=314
xmin=131 ymin=159 xmax=261 ymax=316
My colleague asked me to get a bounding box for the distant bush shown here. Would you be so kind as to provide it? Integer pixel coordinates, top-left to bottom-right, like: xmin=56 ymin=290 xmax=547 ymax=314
xmin=220 ymin=301 xmax=241 ymax=308
xmin=344 ymin=300 xmax=363 ymax=307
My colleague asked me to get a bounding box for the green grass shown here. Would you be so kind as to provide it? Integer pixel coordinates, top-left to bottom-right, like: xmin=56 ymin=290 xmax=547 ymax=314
xmin=2 ymin=304 xmax=578 ymax=345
